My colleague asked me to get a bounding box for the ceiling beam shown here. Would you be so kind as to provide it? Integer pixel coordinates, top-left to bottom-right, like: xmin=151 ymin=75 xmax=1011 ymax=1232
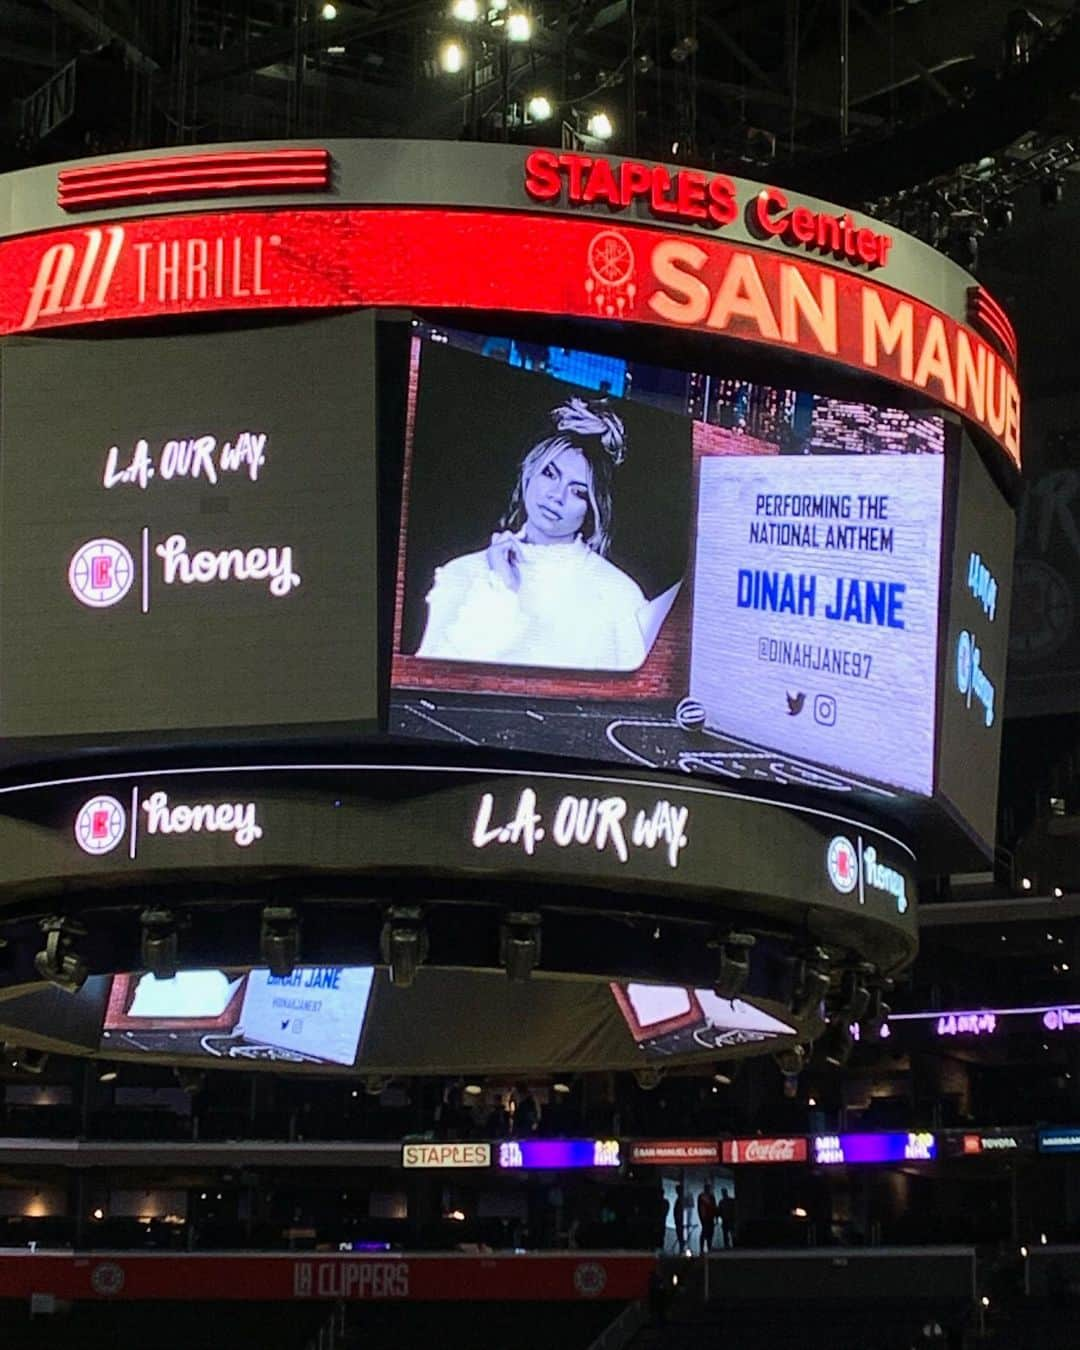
xmin=36 ymin=0 xmax=158 ymax=75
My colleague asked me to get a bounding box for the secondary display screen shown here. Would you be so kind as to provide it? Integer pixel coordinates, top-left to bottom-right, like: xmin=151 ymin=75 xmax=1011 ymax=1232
xmin=0 ymin=312 xmax=379 ymax=743
xmin=392 ymin=330 xmax=946 ymax=798
xmin=103 ymin=967 xmax=375 ymax=1066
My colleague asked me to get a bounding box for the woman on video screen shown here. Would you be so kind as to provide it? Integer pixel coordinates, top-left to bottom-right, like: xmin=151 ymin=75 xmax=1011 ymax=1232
xmin=416 ymin=398 xmax=650 ymax=671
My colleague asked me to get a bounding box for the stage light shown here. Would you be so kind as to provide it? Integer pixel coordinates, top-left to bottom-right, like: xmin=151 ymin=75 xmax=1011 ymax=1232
xmin=527 ymin=95 xmax=553 ymax=121
xmin=463 ymin=1082 xmax=483 ymax=1096
xmin=861 ymin=988 xmax=891 ymax=1042
xmin=34 ymin=917 xmax=87 ymax=994
xmin=791 ymin=951 xmax=831 ymax=1021
xmin=321 ymin=3 xmax=338 ymax=18
xmin=260 ymin=906 xmax=300 ymax=978
xmin=380 ymin=906 xmax=428 ymax=988
xmin=1021 ymin=877 xmax=1032 ymax=890
xmin=586 ymin=111 xmax=614 ymax=140
xmin=1041 ymin=175 xmax=1064 ymax=208
xmin=818 ymin=1018 xmax=853 ymax=1068
xmin=713 ymin=931 xmax=755 ymax=999
xmin=174 ymin=1067 xmax=205 ymax=1096
xmin=552 ymin=1081 xmax=571 ymax=1095
xmin=507 ymin=11 xmax=531 ymax=41
xmin=452 ymin=0 xmax=480 ymax=17
xmin=140 ymin=907 xmax=179 ymax=980
xmin=500 ymin=911 xmax=541 ymax=982
xmin=440 ymin=40 xmax=465 ymax=73
xmin=835 ymin=969 xmax=871 ymax=1023
xmin=7 ymin=1046 xmax=48 ymax=1075
xmin=774 ymin=1045 xmax=806 ymax=1077
xmin=92 ymin=1208 xmax=104 ymax=1221
xmin=97 ymin=1066 xmax=118 ymax=1084
xmin=988 ymin=199 xmax=1014 ymax=232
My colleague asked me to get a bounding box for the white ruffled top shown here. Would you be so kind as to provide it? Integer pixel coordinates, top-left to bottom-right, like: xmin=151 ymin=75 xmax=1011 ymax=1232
xmin=416 ymin=535 xmax=648 ymax=671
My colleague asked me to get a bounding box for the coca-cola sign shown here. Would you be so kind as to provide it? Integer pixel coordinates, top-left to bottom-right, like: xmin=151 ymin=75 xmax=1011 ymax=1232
xmin=722 ymin=1137 xmax=808 ymax=1164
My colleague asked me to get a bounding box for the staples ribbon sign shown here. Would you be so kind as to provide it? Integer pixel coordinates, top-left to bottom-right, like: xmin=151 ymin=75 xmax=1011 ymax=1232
xmin=722 ymin=1137 xmax=808 ymax=1164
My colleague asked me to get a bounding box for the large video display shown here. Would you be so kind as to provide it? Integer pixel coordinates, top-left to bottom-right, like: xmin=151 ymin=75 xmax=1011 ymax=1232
xmin=0 ymin=312 xmax=379 ymax=741
xmin=392 ymin=333 xmax=946 ymax=798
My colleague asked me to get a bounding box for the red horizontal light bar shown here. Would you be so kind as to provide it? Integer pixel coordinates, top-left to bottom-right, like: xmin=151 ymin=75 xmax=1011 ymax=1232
xmin=972 ymin=306 xmax=1018 ymax=365
xmin=968 ymin=286 xmax=1018 ymax=364
xmin=58 ymin=148 xmax=329 ymax=211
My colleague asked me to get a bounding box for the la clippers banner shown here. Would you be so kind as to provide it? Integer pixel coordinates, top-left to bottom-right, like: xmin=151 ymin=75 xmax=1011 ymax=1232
xmin=0 ymin=1252 xmax=653 ymax=1302
xmin=0 ymin=207 xmax=1019 ymax=465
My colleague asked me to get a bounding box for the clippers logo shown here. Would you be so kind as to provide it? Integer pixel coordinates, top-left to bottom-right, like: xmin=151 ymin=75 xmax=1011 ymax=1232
xmin=826 ymin=835 xmax=858 ymax=893
xmin=89 ymin=1261 xmax=126 ymax=1297
xmin=75 ymin=795 xmax=126 ymax=855
xmin=20 ymin=226 xmax=124 ymax=331
xmin=826 ymin=834 xmax=909 ymax=914
xmin=68 ymin=538 xmax=135 ymax=608
xmin=573 ymin=1262 xmax=608 ymax=1297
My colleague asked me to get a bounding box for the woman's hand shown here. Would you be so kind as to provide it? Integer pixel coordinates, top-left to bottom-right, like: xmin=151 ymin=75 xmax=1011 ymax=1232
xmin=486 ymin=530 xmax=523 ymax=592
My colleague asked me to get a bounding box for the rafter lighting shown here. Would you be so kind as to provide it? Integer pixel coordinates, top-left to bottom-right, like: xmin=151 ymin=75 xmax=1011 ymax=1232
xmin=527 ymin=95 xmax=553 ymax=122
xmin=451 ymin=0 xmax=481 ymax=18
xmin=587 ymin=111 xmax=613 ymax=141
xmin=321 ymin=3 xmax=338 ymax=18
xmin=440 ymin=40 xmax=465 ymax=73
xmin=507 ymin=11 xmax=532 ymax=41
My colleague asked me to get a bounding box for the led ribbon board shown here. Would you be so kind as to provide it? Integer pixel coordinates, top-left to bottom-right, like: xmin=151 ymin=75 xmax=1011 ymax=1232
xmin=0 ymin=205 xmax=1018 ymax=467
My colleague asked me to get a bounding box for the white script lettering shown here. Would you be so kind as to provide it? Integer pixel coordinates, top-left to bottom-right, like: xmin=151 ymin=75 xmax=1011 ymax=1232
xmin=155 ymin=533 xmax=300 ymax=596
xmin=142 ymin=790 xmax=263 ymax=847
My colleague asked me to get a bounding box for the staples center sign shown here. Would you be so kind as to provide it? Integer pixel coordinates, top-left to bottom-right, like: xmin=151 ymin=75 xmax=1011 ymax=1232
xmin=0 ymin=203 xmax=1019 ymax=466
xmin=402 ymin=1142 xmax=492 ymax=1169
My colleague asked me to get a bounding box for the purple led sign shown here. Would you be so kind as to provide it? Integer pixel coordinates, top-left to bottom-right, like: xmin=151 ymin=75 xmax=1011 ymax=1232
xmin=813 ymin=1132 xmax=936 ymax=1165
xmin=497 ymin=1139 xmax=621 ymax=1170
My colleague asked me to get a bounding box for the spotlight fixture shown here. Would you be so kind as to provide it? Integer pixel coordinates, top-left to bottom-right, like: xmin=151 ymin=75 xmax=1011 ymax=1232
xmin=861 ymin=986 xmax=892 ymax=1042
xmin=380 ymin=906 xmax=428 ymax=988
xmin=321 ymin=2 xmax=338 ymax=18
xmin=506 ymin=11 xmax=531 ymax=41
xmin=5 ymin=1045 xmax=48 ymax=1075
xmin=818 ymin=1018 xmax=853 ymax=1068
xmin=552 ymin=1081 xmax=571 ymax=1095
xmin=439 ymin=40 xmax=465 ymax=73
xmin=988 ymin=198 xmax=1014 ymax=231
xmin=140 ymin=907 xmax=179 ymax=980
xmin=174 ymin=1066 xmax=205 ymax=1096
xmin=834 ymin=968 xmax=871 ymax=1024
xmin=586 ymin=111 xmax=614 ymax=141
xmin=527 ymin=94 xmax=553 ymax=122
xmin=634 ymin=1066 xmax=663 ymax=1090
xmin=774 ymin=1044 xmax=806 ymax=1077
xmin=463 ymin=1082 xmax=483 ymax=1097
xmin=791 ymin=949 xmax=831 ymax=1021
xmin=451 ymin=0 xmax=480 ymax=18
xmin=34 ymin=917 xmax=88 ymax=994
xmin=1041 ymin=174 xmax=1065 ymax=208
xmin=712 ymin=931 xmax=756 ymax=1000
xmin=500 ymin=911 xmax=541 ymax=982
xmin=98 ymin=1065 xmax=118 ymax=1084
xmin=260 ymin=906 xmax=301 ymax=978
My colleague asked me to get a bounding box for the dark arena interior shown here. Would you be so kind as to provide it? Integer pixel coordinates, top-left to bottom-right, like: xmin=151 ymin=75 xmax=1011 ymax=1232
xmin=3 ymin=2 xmax=1080 ymax=1348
